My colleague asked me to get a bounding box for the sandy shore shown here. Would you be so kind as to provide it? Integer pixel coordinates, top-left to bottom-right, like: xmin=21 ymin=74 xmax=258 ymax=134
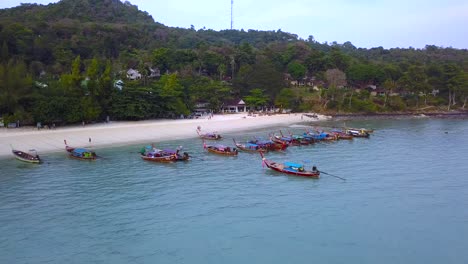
xmin=0 ymin=113 xmax=329 ymax=158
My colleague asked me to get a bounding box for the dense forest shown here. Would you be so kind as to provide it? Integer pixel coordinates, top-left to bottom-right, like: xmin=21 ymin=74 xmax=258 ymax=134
xmin=1 ymin=0 xmax=467 ymax=126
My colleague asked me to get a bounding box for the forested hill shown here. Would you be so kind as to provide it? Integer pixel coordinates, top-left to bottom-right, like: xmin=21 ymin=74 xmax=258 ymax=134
xmin=0 ymin=0 xmax=155 ymax=24
xmin=0 ymin=0 xmax=467 ymax=126
xmin=1 ymin=0 xmax=467 ymax=65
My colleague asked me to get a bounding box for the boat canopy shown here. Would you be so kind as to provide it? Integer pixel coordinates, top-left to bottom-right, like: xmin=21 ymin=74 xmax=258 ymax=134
xmin=246 ymin=143 xmax=258 ymax=148
xmin=163 ymin=149 xmax=177 ymax=154
xmin=73 ymin=148 xmax=90 ymax=154
xmin=284 ymin=162 xmax=303 ymax=169
xmin=256 ymin=140 xmax=273 ymax=145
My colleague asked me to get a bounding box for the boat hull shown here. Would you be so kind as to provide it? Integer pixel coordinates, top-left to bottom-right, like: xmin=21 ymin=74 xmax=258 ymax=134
xmin=69 ymin=154 xmax=97 ymax=161
xmin=141 ymin=154 xmax=177 ymax=163
xmin=206 ymin=147 xmax=238 ymax=156
xmin=12 ymin=150 xmax=41 ymax=164
xmin=199 ymin=135 xmax=222 ymax=140
xmin=235 ymin=144 xmax=267 ymax=153
xmin=262 ymin=158 xmax=319 ymax=178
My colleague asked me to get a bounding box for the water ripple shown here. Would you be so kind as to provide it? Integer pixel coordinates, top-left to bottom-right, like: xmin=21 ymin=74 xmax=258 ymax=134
xmin=1 ymin=118 xmax=468 ymax=264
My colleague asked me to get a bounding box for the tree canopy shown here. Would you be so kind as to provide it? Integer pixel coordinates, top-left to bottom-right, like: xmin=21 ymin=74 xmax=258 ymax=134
xmin=0 ymin=0 xmax=467 ymax=125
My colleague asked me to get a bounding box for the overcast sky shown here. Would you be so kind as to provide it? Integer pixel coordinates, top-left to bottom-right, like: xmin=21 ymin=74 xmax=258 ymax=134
xmin=1 ymin=0 xmax=467 ymax=49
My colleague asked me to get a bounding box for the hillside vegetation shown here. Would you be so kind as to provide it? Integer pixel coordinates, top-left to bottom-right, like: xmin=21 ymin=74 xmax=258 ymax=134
xmin=1 ymin=0 xmax=467 ymax=125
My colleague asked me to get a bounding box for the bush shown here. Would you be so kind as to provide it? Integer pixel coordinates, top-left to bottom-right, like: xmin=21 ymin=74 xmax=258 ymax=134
xmin=387 ymin=96 xmax=406 ymax=111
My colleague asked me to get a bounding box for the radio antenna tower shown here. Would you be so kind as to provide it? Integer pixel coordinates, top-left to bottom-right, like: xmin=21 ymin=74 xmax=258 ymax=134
xmin=230 ymin=0 xmax=234 ymax=29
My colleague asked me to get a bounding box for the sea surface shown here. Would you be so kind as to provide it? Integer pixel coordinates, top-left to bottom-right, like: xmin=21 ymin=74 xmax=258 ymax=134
xmin=1 ymin=117 xmax=467 ymax=264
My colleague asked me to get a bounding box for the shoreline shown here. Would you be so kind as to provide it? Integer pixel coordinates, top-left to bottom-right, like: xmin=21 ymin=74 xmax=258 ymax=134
xmin=330 ymin=111 xmax=468 ymax=119
xmin=0 ymin=113 xmax=329 ymax=158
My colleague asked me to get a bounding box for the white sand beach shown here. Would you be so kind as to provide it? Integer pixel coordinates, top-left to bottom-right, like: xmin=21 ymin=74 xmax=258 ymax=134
xmin=0 ymin=113 xmax=329 ymax=158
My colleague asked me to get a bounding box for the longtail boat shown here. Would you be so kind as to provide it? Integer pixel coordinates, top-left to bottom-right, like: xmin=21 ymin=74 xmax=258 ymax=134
xmin=260 ymin=152 xmax=320 ymax=178
xmin=196 ymin=128 xmax=222 ymax=140
xmin=346 ymin=129 xmax=370 ymax=138
xmin=271 ymin=135 xmax=294 ymax=146
xmin=233 ymin=139 xmax=268 ymax=153
xmin=68 ymin=148 xmax=97 ymax=160
xmin=249 ymin=138 xmax=288 ymax=151
xmin=277 ymin=130 xmax=307 ymax=145
xmin=286 ymin=130 xmax=313 ymax=145
xmin=64 ymin=140 xmax=97 ymax=160
xmin=306 ymin=130 xmax=337 ymax=141
xmin=204 ymin=141 xmax=238 ymax=156
xmin=343 ymin=123 xmax=374 ymax=134
xmin=330 ymin=129 xmax=353 ymax=140
xmin=12 ymin=149 xmax=42 ymax=164
xmin=140 ymin=145 xmax=190 ymax=162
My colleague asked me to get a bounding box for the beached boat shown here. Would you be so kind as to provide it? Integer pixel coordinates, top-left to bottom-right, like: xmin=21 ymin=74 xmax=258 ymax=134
xmin=196 ymin=128 xmax=222 ymax=140
xmin=12 ymin=149 xmax=41 ymax=164
xmin=260 ymin=152 xmax=320 ymax=178
xmin=140 ymin=145 xmax=190 ymax=162
xmin=204 ymin=141 xmax=238 ymax=156
xmin=233 ymin=139 xmax=268 ymax=153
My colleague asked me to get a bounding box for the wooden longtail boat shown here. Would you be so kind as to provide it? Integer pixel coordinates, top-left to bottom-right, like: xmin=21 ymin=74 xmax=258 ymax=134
xmin=64 ymin=140 xmax=97 ymax=160
xmin=68 ymin=148 xmax=97 ymax=160
xmin=285 ymin=130 xmax=313 ymax=145
xmin=346 ymin=129 xmax=370 ymax=138
xmin=233 ymin=139 xmax=268 ymax=153
xmin=271 ymin=135 xmax=295 ymax=146
xmin=249 ymin=138 xmax=288 ymax=151
xmin=12 ymin=149 xmax=41 ymax=164
xmin=140 ymin=146 xmax=190 ymax=162
xmin=204 ymin=141 xmax=238 ymax=156
xmin=278 ymin=130 xmax=307 ymax=145
xmin=330 ymin=129 xmax=353 ymax=140
xmin=343 ymin=123 xmax=374 ymax=134
xmin=260 ymin=152 xmax=320 ymax=178
xmin=306 ymin=130 xmax=338 ymax=141
xmin=141 ymin=152 xmax=177 ymax=163
xmin=196 ymin=129 xmax=222 ymax=140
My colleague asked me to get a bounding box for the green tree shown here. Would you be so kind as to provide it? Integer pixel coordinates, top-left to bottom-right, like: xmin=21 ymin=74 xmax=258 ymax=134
xmin=99 ymin=60 xmax=114 ymax=115
xmin=449 ymin=71 xmax=468 ymax=109
xmin=382 ymin=79 xmax=397 ymax=108
xmin=244 ymin=88 xmax=269 ymax=110
xmin=1 ymin=41 xmax=9 ymax=62
xmin=0 ymin=60 xmax=33 ymax=117
xmin=158 ymin=73 xmax=189 ymax=116
xmin=274 ymin=88 xmax=294 ymax=110
xmin=152 ymin=48 xmax=172 ymax=72
xmin=287 ymin=61 xmax=306 ymax=80
xmin=327 ymin=47 xmax=351 ymax=71
xmin=86 ymin=57 xmax=100 ymax=97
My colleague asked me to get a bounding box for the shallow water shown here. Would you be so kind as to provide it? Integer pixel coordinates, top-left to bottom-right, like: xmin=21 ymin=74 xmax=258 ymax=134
xmin=1 ymin=118 xmax=468 ymax=264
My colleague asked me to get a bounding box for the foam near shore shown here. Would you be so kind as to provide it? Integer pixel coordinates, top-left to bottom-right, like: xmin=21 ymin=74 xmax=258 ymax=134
xmin=0 ymin=113 xmax=329 ymax=158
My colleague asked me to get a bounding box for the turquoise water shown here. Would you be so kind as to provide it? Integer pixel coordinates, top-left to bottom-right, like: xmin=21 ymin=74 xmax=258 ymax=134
xmin=1 ymin=118 xmax=468 ymax=264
